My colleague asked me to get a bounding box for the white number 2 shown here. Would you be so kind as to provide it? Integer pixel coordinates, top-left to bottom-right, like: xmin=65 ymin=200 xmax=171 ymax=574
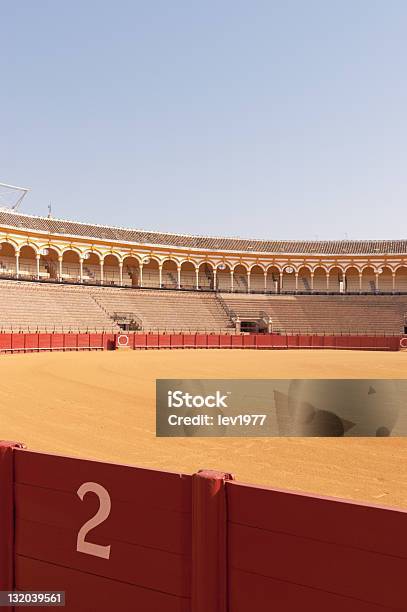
xmin=76 ymin=482 xmax=111 ymax=559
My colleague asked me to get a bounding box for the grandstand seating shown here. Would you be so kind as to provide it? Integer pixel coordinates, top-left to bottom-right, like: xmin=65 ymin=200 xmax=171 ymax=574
xmin=92 ymin=287 xmax=232 ymax=332
xmin=0 ymin=279 xmax=405 ymax=334
xmin=0 ymin=281 xmax=232 ymax=333
xmin=222 ymin=293 xmax=407 ymax=334
xmin=0 ymin=281 xmax=119 ymax=332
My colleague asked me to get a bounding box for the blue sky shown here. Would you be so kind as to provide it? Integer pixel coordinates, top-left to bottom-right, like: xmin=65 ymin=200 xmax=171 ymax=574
xmin=1 ymin=1 xmax=406 ymax=239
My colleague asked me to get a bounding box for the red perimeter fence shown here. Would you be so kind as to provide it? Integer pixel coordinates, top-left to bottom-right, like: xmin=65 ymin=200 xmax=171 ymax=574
xmin=0 ymin=442 xmax=406 ymax=611
xmin=0 ymin=332 xmax=403 ymax=353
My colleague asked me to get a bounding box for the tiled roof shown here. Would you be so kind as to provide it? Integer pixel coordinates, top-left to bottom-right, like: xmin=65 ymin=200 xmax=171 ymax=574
xmin=0 ymin=209 xmax=406 ymax=255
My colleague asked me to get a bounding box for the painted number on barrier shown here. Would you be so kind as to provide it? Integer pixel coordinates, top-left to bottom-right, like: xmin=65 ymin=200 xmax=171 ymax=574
xmin=76 ymin=482 xmax=112 ymax=560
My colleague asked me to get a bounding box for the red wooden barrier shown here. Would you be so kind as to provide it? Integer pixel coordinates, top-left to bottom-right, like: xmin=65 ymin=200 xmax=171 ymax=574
xmin=182 ymin=334 xmax=196 ymax=348
xmin=270 ymin=335 xmax=287 ymax=348
xmin=1 ymin=444 xmax=406 ymax=611
xmin=286 ymin=335 xmax=299 ymax=348
xmin=170 ymin=334 xmax=184 ymax=348
xmin=63 ymin=334 xmax=78 ymax=350
xmin=0 ymin=334 xmax=12 ymax=351
xmin=11 ymin=334 xmax=25 ymax=351
xmin=24 ymin=334 xmax=39 ymax=352
xmin=77 ymin=334 xmax=90 ymax=349
xmin=38 ymin=334 xmax=52 ymax=352
xmin=226 ymin=481 xmax=407 ymax=611
xmin=0 ymin=333 xmax=401 ymax=353
xmin=207 ymin=335 xmax=221 ymax=348
xmin=242 ymin=335 xmax=256 ymax=348
xmin=159 ymin=334 xmax=171 ymax=348
xmin=133 ymin=333 xmax=147 ymax=349
xmin=230 ymin=335 xmax=243 ymax=348
xmin=0 ymin=441 xmax=25 ymax=612
xmin=219 ymin=335 xmax=232 ymax=348
xmin=146 ymin=334 xmax=159 ymax=349
xmin=49 ymin=333 xmax=63 ymax=350
xmin=13 ymin=449 xmax=192 ymax=611
xmin=195 ymin=334 xmax=208 ymax=348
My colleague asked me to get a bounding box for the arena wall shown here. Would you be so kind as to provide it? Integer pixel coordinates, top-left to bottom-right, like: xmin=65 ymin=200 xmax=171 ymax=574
xmin=1 ymin=443 xmax=406 ymax=611
xmin=0 ymin=332 xmax=402 ymax=353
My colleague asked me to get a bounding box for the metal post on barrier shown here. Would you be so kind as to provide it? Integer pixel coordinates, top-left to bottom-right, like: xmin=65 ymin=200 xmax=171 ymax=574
xmin=0 ymin=441 xmax=25 ymax=602
xmin=192 ymin=469 xmax=234 ymax=612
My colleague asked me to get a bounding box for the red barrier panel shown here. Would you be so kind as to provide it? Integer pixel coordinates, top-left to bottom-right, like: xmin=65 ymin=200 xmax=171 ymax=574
xmin=270 ymin=335 xmax=287 ymax=348
xmin=146 ymin=334 xmax=159 ymax=349
xmin=13 ymin=449 xmax=193 ymax=612
xmin=89 ymin=333 xmax=103 ymax=348
xmin=322 ymin=335 xmax=336 ymax=349
xmin=286 ymin=335 xmax=299 ymax=348
xmin=133 ymin=334 xmax=147 ymax=349
xmin=63 ymin=334 xmax=78 ymax=350
xmin=23 ymin=334 xmax=39 ymax=352
xmin=195 ymin=335 xmax=208 ymax=348
xmin=159 ymin=334 xmax=171 ymax=348
xmin=77 ymin=334 xmax=90 ymax=349
xmin=255 ymin=335 xmax=272 ymax=349
xmin=38 ymin=334 xmax=52 ymax=352
xmin=207 ymin=335 xmax=221 ymax=348
xmin=182 ymin=334 xmax=196 ymax=348
xmin=335 ymin=336 xmax=349 ymax=349
xmin=0 ymin=334 xmax=12 ymax=351
xmin=0 ymin=442 xmax=17 ymax=600
xmin=170 ymin=334 xmax=184 ymax=349
xmin=219 ymin=335 xmax=232 ymax=348
xmin=311 ymin=335 xmax=324 ymax=348
xmin=230 ymin=335 xmax=243 ymax=348
xmin=49 ymin=334 xmax=63 ymax=350
xmin=226 ymin=481 xmax=407 ymax=611
xmin=298 ymin=335 xmax=312 ymax=348
xmin=242 ymin=335 xmax=256 ymax=348
xmin=11 ymin=335 xmax=25 ymax=351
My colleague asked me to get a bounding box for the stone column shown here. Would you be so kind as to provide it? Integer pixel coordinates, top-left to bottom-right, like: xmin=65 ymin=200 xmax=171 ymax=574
xmin=279 ymin=271 xmax=283 ymax=294
xmin=15 ymin=252 xmax=20 ymax=278
xmin=139 ymin=264 xmax=143 ymax=288
xmin=100 ymin=260 xmax=104 ymax=285
xmin=247 ymin=270 xmax=251 ymax=293
xmin=359 ymin=272 xmax=362 ymax=293
xmin=375 ymin=271 xmax=379 ymax=293
xmin=119 ymin=262 xmax=123 ymax=287
xmin=230 ymin=269 xmax=234 ymax=292
xmin=177 ymin=265 xmax=181 ymax=289
xmin=392 ymin=271 xmax=396 ymax=293
xmin=79 ymin=258 xmax=84 ymax=283
xmin=36 ymin=254 xmax=40 ymax=280
xmin=310 ymin=272 xmax=314 ymax=293
xmin=195 ymin=267 xmax=199 ymax=290
xmin=213 ymin=268 xmax=217 ymax=291
xmin=159 ymin=265 xmax=163 ymax=288
xmin=295 ymin=272 xmax=299 ymax=292
xmin=58 ymin=256 xmax=63 ymax=281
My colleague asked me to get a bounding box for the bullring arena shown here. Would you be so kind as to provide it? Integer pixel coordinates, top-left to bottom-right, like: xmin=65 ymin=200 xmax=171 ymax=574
xmin=1 ymin=208 xmax=407 ymax=611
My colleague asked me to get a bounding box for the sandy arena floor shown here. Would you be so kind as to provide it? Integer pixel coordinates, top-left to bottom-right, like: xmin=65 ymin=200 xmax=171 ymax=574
xmin=1 ymin=349 xmax=407 ymax=508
